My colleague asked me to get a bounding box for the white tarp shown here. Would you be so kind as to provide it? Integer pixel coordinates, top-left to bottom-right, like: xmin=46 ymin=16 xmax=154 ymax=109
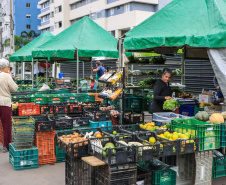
xmin=207 ymin=48 xmax=226 ymax=98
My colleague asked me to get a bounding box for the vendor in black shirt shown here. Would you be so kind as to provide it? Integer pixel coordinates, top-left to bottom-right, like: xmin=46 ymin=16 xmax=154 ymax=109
xmin=151 ymin=68 xmax=172 ymax=112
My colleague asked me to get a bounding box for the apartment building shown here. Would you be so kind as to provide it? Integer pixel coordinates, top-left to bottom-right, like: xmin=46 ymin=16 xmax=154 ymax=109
xmin=13 ymin=0 xmax=41 ymax=36
xmin=38 ymin=0 xmax=174 ymax=38
xmin=2 ymin=0 xmax=41 ymax=57
xmin=38 ymin=0 xmax=70 ymax=35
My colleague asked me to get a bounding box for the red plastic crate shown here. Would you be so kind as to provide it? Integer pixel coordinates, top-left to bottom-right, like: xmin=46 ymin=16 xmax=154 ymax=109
xmin=18 ymin=103 xmax=40 ymax=116
xmin=35 ymin=131 xmax=56 ymax=165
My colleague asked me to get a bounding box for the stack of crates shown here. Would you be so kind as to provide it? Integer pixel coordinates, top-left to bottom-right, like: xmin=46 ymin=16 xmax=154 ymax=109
xmin=137 ymin=160 xmax=176 ymax=185
xmin=212 ymin=150 xmax=226 ymax=179
xmin=194 ymin=150 xmax=213 ymax=184
xmin=171 ymin=118 xmax=221 ymax=151
xmin=96 ymin=163 xmax=137 ymax=185
xmin=65 ymin=154 xmax=96 ymax=185
xmin=9 ymin=117 xmax=38 ymax=170
xmin=35 ymin=131 xmax=56 ymax=165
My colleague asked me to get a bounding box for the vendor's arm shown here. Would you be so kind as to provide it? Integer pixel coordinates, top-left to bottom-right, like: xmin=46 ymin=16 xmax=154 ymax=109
xmin=92 ymin=69 xmax=99 ymax=72
xmin=153 ymin=82 xmax=170 ymax=101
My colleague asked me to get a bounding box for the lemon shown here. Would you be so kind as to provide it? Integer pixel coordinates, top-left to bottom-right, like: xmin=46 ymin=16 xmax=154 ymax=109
xmin=149 ymin=137 xmax=156 ymax=144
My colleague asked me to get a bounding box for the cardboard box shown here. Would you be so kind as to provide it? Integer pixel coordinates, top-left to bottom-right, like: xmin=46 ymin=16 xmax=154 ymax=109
xmin=199 ymin=94 xmax=214 ymax=103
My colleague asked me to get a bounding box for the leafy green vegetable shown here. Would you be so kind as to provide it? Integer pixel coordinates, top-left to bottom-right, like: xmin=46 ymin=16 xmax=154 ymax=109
xmin=163 ymin=99 xmax=180 ymax=110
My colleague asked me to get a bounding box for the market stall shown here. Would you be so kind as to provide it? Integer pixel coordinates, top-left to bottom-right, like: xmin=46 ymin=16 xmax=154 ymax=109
xmin=32 ymin=16 xmax=119 ymax=93
xmin=9 ymin=31 xmax=55 ymax=87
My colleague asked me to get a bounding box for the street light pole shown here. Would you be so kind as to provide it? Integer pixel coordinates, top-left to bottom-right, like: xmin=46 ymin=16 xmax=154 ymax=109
xmin=10 ymin=0 xmax=14 ymax=55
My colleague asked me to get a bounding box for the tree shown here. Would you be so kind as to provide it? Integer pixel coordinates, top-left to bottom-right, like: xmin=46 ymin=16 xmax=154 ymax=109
xmin=2 ymin=36 xmax=30 ymax=52
xmin=21 ymin=30 xmax=40 ymax=41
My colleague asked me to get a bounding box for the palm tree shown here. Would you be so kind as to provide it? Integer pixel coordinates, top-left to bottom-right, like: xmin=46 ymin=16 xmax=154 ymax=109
xmin=2 ymin=36 xmax=30 ymax=51
xmin=21 ymin=30 xmax=40 ymax=41
xmin=2 ymin=38 xmax=10 ymax=48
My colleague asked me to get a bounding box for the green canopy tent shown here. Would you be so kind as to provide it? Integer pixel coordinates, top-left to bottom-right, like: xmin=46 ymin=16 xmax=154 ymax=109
xmin=9 ymin=31 xmax=55 ymax=87
xmin=122 ymin=0 xmax=226 ymax=85
xmin=32 ymin=16 xmax=119 ymax=91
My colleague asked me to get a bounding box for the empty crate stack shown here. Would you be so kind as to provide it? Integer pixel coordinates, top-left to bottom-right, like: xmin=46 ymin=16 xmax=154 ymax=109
xmin=9 ymin=116 xmax=38 ymax=170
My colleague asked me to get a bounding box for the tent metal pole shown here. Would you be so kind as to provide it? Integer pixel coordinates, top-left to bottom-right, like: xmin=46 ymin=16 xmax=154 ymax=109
xmin=181 ymin=49 xmax=185 ymax=86
xmin=36 ymin=60 xmax=38 ymax=86
xmin=55 ymin=62 xmax=57 ymax=79
xmin=22 ymin=62 xmax=25 ymax=80
xmin=77 ymin=50 xmax=79 ymax=93
xmin=91 ymin=59 xmax=93 ymax=76
xmin=46 ymin=60 xmax=48 ymax=83
xmin=32 ymin=58 xmax=34 ymax=88
xmin=83 ymin=62 xmax=84 ymax=79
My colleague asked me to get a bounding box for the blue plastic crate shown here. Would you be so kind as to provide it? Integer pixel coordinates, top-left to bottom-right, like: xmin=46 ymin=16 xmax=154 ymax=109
xmin=9 ymin=143 xmax=38 ymax=171
xmin=89 ymin=120 xmax=112 ymax=132
xmin=179 ymin=104 xmax=194 ymax=116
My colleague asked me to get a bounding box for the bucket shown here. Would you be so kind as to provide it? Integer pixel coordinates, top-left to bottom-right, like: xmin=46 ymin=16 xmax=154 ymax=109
xmin=59 ymin=73 xmax=64 ymax=79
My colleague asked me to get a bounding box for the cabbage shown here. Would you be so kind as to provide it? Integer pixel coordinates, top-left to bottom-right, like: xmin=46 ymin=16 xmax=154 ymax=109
xmin=163 ymin=99 xmax=180 ymax=110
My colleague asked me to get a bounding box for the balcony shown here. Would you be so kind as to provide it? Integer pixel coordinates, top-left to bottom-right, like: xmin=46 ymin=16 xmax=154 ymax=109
xmin=41 ymin=20 xmax=50 ymax=27
xmin=41 ymin=7 xmax=50 ymax=14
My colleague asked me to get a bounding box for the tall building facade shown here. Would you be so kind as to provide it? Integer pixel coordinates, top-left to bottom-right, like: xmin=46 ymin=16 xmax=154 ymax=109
xmin=13 ymin=0 xmax=41 ymax=36
xmin=38 ymin=0 xmax=173 ymax=38
xmin=38 ymin=0 xmax=70 ymax=35
xmin=1 ymin=0 xmax=41 ymax=57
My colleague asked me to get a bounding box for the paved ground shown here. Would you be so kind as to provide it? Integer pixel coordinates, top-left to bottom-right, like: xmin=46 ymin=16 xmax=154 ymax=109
xmin=0 ymin=112 xmax=225 ymax=185
xmin=1 ymin=146 xmax=225 ymax=185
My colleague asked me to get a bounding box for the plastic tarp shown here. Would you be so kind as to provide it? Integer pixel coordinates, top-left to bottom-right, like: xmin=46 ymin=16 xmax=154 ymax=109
xmin=10 ymin=31 xmax=54 ymax=62
xmin=124 ymin=0 xmax=226 ymax=51
xmin=32 ymin=17 xmax=119 ymax=60
xmin=207 ymin=48 xmax=226 ymax=98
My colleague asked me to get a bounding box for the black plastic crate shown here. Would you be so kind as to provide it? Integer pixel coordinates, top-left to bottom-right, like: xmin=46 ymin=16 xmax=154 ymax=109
xmin=56 ymin=130 xmax=88 ymax=158
xmin=40 ymin=104 xmax=54 ymax=114
xmin=66 ymin=103 xmax=82 ymax=114
xmin=96 ymin=163 xmax=137 ymax=185
xmin=115 ymin=133 xmax=159 ymax=162
xmin=50 ymin=116 xmax=73 ymax=130
xmin=124 ymin=111 xmax=144 ymax=124
xmin=65 ymin=154 xmax=96 ymax=185
xmin=12 ymin=95 xmax=31 ymax=103
xmin=100 ymin=125 xmax=133 ymax=137
xmin=83 ymin=107 xmax=110 ymax=122
xmin=119 ymin=124 xmax=150 ymax=134
xmin=137 ymin=167 xmax=152 ymax=185
xmin=54 ymin=103 xmax=68 ymax=114
xmin=88 ymin=136 xmax=135 ymax=165
xmin=69 ymin=117 xmax=89 ymax=127
xmin=12 ymin=108 xmax=18 ymax=116
xmin=137 ymin=132 xmax=179 ymax=157
xmin=33 ymin=115 xmax=55 ymax=132
xmin=79 ymin=101 xmax=101 ymax=108
xmin=155 ymin=130 xmax=200 ymax=155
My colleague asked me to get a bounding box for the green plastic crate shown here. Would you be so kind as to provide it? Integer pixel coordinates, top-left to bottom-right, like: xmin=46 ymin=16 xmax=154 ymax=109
xmin=148 ymin=98 xmax=153 ymax=114
xmin=55 ymin=146 xmax=65 ymax=162
xmin=220 ymin=123 xmax=226 ymax=147
xmin=9 ymin=143 xmax=38 ymax=171
xmin=142 ymin=96 xmax=149 ymax=111
xmin=212 ymin=155 xmax=226 ymax=179
xmin=12 ymin=95 xmax=31 ymax=103
xmin=194 ymin=107 xmax=204 ymax=116
xmin=28 ymin=94 xmax=48 ymax=104
xmin=137 ymin=161 xmax=176 ymax=185
xmin=171 ymin=118 xmax=221 ymax=151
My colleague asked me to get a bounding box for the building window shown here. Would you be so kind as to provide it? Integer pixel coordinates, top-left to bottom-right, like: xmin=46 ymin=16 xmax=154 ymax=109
xmin=26 ymin=3 xmax=31 ymax=8
xmin=26 ymin=14 xmax=31 ymax=19
xmin=59 ymin=21 xmax=62 ymax=28
xmin=26 ymin=24 xmax=31 ymax=29
xmin=0 ymin=22 xmax=2 ymax=27
xmin=124 ymin=4 xmax=130 ymax=12
xmin=59 ymin=6 xmax=62 ymax=12
xmin=96 ymin=11 xmax=102 ymax=19
xmin=110 ymin=8 xmax=114 ymax=16
xmin=0 ymin=4 xmax=2 ymax=8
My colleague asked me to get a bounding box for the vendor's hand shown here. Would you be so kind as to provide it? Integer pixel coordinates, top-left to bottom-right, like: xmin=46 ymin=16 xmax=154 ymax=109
xmin=91 ymin=67 xmax=93 ymax=71
xmin=165 ymin=96 xmax=172 ymax=100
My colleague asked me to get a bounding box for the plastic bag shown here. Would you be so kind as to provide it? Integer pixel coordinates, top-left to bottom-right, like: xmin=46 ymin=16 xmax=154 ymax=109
xmin=38 ymin=84 xmax=51 ymax=91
